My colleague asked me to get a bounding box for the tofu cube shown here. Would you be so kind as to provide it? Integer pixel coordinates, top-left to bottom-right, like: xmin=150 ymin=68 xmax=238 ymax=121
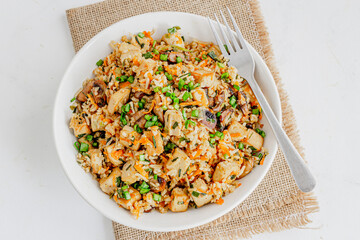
xmin=69 ymin=114 xmax=91 ymax=137
xmin=166 ymin=148 xmax=190 ymax=178
xmin=169 ymin=187 xmax=190 ymax=212
xmin=90 ymin=114 xmax=108 ymax=132
xmin=213 ymin=161 xmax=240 ymax=183
xmin=99 ymin=167 xmax=121 ymax=194
xmin=164 ymin=110 xmax=183 ymax=137
xmin=121 ymin=160 xmax=140 ymax=184
xmin=119 ymin=126 xmax=141 ymax=150
xmin=228 ymin=121 xmax=248 ymax=141
xmin=190 ymin=179 xmax=212 ymax=207
xmin=88 ymin=149 xmax=104 ymax=174
xmin=107 ymin=88 xmax=130 ymax=114
xmin=246 ymin=129 xmax=264 ymax=150
xmin=105 ymin=143 xmax=124 ymax=166
xmin=114 ymin=187 xmax=141 ymax=210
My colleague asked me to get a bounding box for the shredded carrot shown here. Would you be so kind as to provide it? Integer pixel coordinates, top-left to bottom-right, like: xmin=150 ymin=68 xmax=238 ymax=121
xmin=111 ymin=149 xmax=124 ymax=160
xmin=119 ymin=81 xmax=131 ymax=88
xmin=180 ymin=101 xmax=201 ymax=106
xmin=134 ymin=161 xmax=148 ymax=179
xmin=87 ymin=94 xmax=98 ymax=108
xmin=216 ymin=198 xmax=224 ymax=205
xmin=138 ymin=136 xmax=151 ymax=145
xmin=260 ymin=157 xmax=265 ymax=165
xmin=191 ymin=147 xmax=202 ymax=159
xmin=230 ymin=133 xmax=243 ymax=138
xmin=144 ymin=100 xmax=156 ymax=114
xmin=120 ymin=137 xmax=132 ymax=144
xmin=133 ymin=57 xmax=140 ymax=66
xmin=218 ymin=142 xmax=231 ymax=156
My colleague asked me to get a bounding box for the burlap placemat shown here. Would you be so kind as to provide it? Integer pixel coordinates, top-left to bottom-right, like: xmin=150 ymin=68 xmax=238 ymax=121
xmin=66 ymin=0 xmax=319 ymax=239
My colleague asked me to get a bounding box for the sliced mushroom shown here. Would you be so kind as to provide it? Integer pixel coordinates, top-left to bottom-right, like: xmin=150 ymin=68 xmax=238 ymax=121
xmin=76 ymin=80 xmax=107 ymax=107
xmin=237 ymin=91 xmax=250 ymax=115
xmin=136 ymin=117 xmax=147 ymax=128
xmin=132 ymin=109 xmax=147 ymax=122
xmin=168 ymin=52 xmax=185 ymax=63
xmin=219 ymin=108 xmax=234 ymax=127
xmin=199 ymin=108 xmax=217 ymax=130
xmin=212 ymin=91 xmax=226 ymax=112
xmin=239 ymin=158 xmax=255 ymax=178
xmin=204 ymin=88 xmax=215 ymax=107
xmin=134 ymin=91 xmax=145 ymax=99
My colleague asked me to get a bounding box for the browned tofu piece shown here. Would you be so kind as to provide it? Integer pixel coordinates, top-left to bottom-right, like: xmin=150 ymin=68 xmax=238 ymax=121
xmin=69 ymin=114 xmax=91 ymax=137
xmin=213 ymin=161 xmax=240 ymax=182
xmin=119 ymin=126 xmax=141 ymax=150
xmin=246 ymin=129 xmax=264 ymax=150
xmin=90 ymin=114 xmax=108 ymax=132
xmin=143 ymin=126 xmax=164 ymax=156
xmin=107 ymin=88 xmax=130 ymax=114
xmin=166 ymin=148 xmax=190 ymax=178
xmin=164 ymin=110 xmax=183 ymax=137
xmin=113 ymin=187 xmax=141 ymax=210
xmin=105 ymin=143 xmax=124 ymax=166
xmin=99 ymin=167 xmax=121 ymax=194
xmin=189 ymin=179 xmax=212 ymax=207
xmin=88 ymin=149 xmax=104 ymax=174
xmin=228 ymin=121 xmax=247 ymax=141
xmin=121 ymin=160 xmax=141 ymax=184
xmin=169 ymin=187 xmax=190 ymax=212
xmin=191 ymin=69 xmax=220 ymax=91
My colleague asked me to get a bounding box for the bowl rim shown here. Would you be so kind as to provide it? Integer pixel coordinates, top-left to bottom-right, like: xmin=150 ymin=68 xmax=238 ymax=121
xmin=53 ymin=11 xmax=282 ymax=232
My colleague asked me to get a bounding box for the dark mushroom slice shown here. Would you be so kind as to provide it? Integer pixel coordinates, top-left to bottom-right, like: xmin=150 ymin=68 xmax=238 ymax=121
xmin=132 ymin=109 xmax=147 ymax=122
xmin=136 ymin=117 xmax=147 ymax=128
xmin=212 ymin=91 xmax=226 ymax=112
xmin=76 ymin=79 xmax=107 ymax=107
xmin=237 ymin=91 xmax=250 ymax=115
xmin=219 ymin=108 xmax=234 ymax=128
xmin=239 ymin=158 xmax=255 ymax=178
xmin=204 ymin=88 xmax=215 ymax=107
xmin=199 ymin=108 xmax=217 ymax=130
xmin=168 ymin=52 xmax=186 ymax=63
xmin=134 ymin=91 xmax=145 ymax=99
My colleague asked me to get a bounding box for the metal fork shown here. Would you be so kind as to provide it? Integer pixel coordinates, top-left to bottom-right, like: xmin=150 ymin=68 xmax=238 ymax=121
xmin=208 ymin=8 xmax=316 ymax=192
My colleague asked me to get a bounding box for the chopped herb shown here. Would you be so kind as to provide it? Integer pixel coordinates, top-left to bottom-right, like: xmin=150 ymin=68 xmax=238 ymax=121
xmin=178 ymin=169 xmax=182 ymax=177
xmin=209 ymin=134 xmax=215 ymax=138
xmin=172 ymin=157 xmax=179 ymax=162
xmin=192 ymin=191 xmax=200 ymax=197
xmin=238 ymin=142 xmax=244 ymax=150
xmin=172 ymin=121 xmax=179 ymax=129
xmin=139 ymin=154 xmax=145 ymax=161
xmin=137 ymin=32 xmax=145 ymax=38
xmin=207 ymin=51 xmax=220 ymax=61
xmin=121 ymin=185 xmax=129 ymax=190
xmin=215 ymin=131 xmax=224 ymax=140
xmin=216 ymin=112 xmax=222 ymax=117
xmin=140 ymin=188 xmax=150 ymax=194
xmin=210 ymin=138 xmax=216 ymax=144
xmin=154 ymin=86 xmax=161 ymax=93
xmin=154 ymin=174 xmax=158 ymax=180
xmin=116 ymin=176 xmax=122 ymax=187
xmin=124 ymin=103 xmax=130 ymax=113
xmin=176 ymin=56 xmax=183 ymax=63
xmin=135 ymin=36 xmax=144 ymax=48
xmin=202 ymin=54 xmax=207 ymax=59
xmin=119 ymin=75 xmax=128 ymax=82
xmin=185 ymin=119 xmax=195 ymax=129
xmin=195 ymin=57 xmax=201 ymax=62
xmin=79 ymin=142 xmax=89 ymax=152
xmin=70 ymin=97 xmax=76 ymax=102
xmin=96 ymin=59 xmax=103 ymax=66
xmin=162 ymin=85 xmax=171 ymax=93
xmin=142 ymin=52 xmax=153 ymax=59
xmin=224 ymin=44 xmax=229 ymax=54
xmin=138 ymin=101 xmax=144 ymax=109
xmin=258 ymin=153 xmax=263 ymax=160
xmin=162 ymin=105 xmax=168 ymax=110
xmin=152 ymin=136 xmax=157 ymax=148
xmin=165 ymin=142 xmax=176 ymax=152
xmin=209 ymin=141 xmax=215 ymax=148
xmin=233 ymin=85 xmax=240 ymax=91
xmin=230 ymin=174 xmax=236 ymax=180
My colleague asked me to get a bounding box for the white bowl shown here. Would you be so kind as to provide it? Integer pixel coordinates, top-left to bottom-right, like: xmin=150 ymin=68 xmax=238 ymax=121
xmin=53 ymin=11 xmax=281 ymax=232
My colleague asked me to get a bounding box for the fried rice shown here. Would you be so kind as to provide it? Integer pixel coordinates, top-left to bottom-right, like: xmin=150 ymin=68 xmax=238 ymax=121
xmin=69 ymin=26 xmax=267 ymax=218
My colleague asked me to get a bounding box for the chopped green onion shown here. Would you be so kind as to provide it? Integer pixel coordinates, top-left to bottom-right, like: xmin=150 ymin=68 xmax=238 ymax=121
xmin=123 ymin=191 xmax=131 ymax=200
xmin=162 ymin=85 xmax=171 ymax=93
xmin=258 ymin=153 xmax=263 ymax=160
xmin=124 ymin=103 xmax=130 ymax=113
xmin=178 ymin=78 xmax=185 ymax=90
xmin=120 ymin=75 xmax=128 ymax=82
xmin=153 ymin=193 xmax=162 ymax=202
xmin=172 ymin=121 xmax=179 ymax=129
xmin=210 ymin=138 xmax=216 ymax=144
xmin=215 ymin=131 xmax=224 ymax=140
xmin=216 ymin=112 xmax=222 ymax=117
xmin=229 ymin=95 xmax=237 ymax=107
xmin=86 ymin=135 xmax=93 ymax=141
xmin=161 ymin=105 xmax=168 ymax=110
xmin=255 ymin=128 xmax=266 ymax=138
xmin=144 ymin=121 xmax=154 ymax=128
xmin=154 ymin=174 xmax=158 ymax=180
xmin=233 ymin=85 xmax=240 ymax=91
xmin=92 ymin=142 xmax=98 ymax=147
xmin=193 ymin=83 xmax=200 ymax=89
xmin=217 ymin=62 xmax=225 ymax=68
xmin=191 ymin=110 xmax=199 ymax=118
xmin=79 ymin=142 xmax=89 ymax=152
xmin=70 ymin=97 xmax=76 ymax=102
xmin=221 ymin=72 xmax=229 ymax=79
xmin=195 ymin=57 xmax=201 ymax=62
xmin=182 ymin=109 xmax=187 ymax=120
xmin=182 ymin=92 xmax=191 ymax=101
xmin=153 ymin=49 xmax=159 ymax=55
xmin=164 ymin=72 xmax=173 ymax=81
xmin=138 ymin=102 xmax=144 ymax=109
xmin=134 ymin=124 xmax=142 ymax=134
xmin=96 ymin=59 xmax=103 ymax=66
xmin=224 ymin=44 xmax=229 ymax=54
xmin=137 ymin=32 xmax=145 ymax=38
xmin=167 ymin=26 xmax=180 ymax=34
xmin=188 ymin=81 xmax=194 ymax=90
xmin=152 ymin=116 xmax=158 ymax=122
xmin=139 ymin=154 xmax=146 ymax=161
xmin=160 ymin=54 xmax=168 ymax=61
xmin=153 ymin=86 xmax=160 ymax=92
xmin=238 ymin=142 xmax=244 ymax=150
xmin=74 ymin=142 xmax=80 ymax=151
xmin=142 ymin=52 xmax=153 ymax=59
xmin=121 ymin=185 xmax=129 ymax=190
xmin=176 ymin=57 xmax=183 ymax=63
xmin=127 ymin=75 xmax=134 ymax=83
xmin=202 ymin=54 xmax=207 ymax=59
xmin=209 ymin=134 xmax=215 ymax=138
xmin=224 ymin=154 xmax=229 ymax=159
xmin=185 ymin=119 xmax=195 ymax=129
xmin=140 ymin=181 xmax=149 ymax=189
xmin=252 ymin=109 xmax=260 ymax=115
xmin=140 ymin=188 xmax=150 ymax=194
xmin=135 ymin=36 xmax=144 ymax=48
xmin=144 ymin=115 xmax=152 ymax=121
xmin=207 ymin=51 xmax=220 ymax=61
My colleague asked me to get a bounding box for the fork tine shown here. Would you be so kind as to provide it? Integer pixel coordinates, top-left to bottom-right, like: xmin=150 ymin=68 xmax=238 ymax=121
xmin=207 ymin=17 xmax=228 ymax=56
xmin=226 ymin=7 xmax=247 ymax=50
xmin=214 ymin=13 xmax=233 ymax=53
xmin=220 ymin=10 xmax=241 ymax=51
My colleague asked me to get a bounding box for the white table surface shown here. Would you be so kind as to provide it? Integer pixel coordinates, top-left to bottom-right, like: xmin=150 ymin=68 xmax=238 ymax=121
xmin=1 ymin=0 xmax=359 ymax=239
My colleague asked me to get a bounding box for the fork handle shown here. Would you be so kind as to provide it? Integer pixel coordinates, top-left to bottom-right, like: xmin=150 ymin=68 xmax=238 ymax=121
xmin=247 ymin=75 xmax=316 ymax=192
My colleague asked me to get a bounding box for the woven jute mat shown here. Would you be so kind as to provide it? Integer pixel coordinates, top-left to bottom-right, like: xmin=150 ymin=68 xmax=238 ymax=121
xmin=66 ymin=0 xmax=319 ymax=239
